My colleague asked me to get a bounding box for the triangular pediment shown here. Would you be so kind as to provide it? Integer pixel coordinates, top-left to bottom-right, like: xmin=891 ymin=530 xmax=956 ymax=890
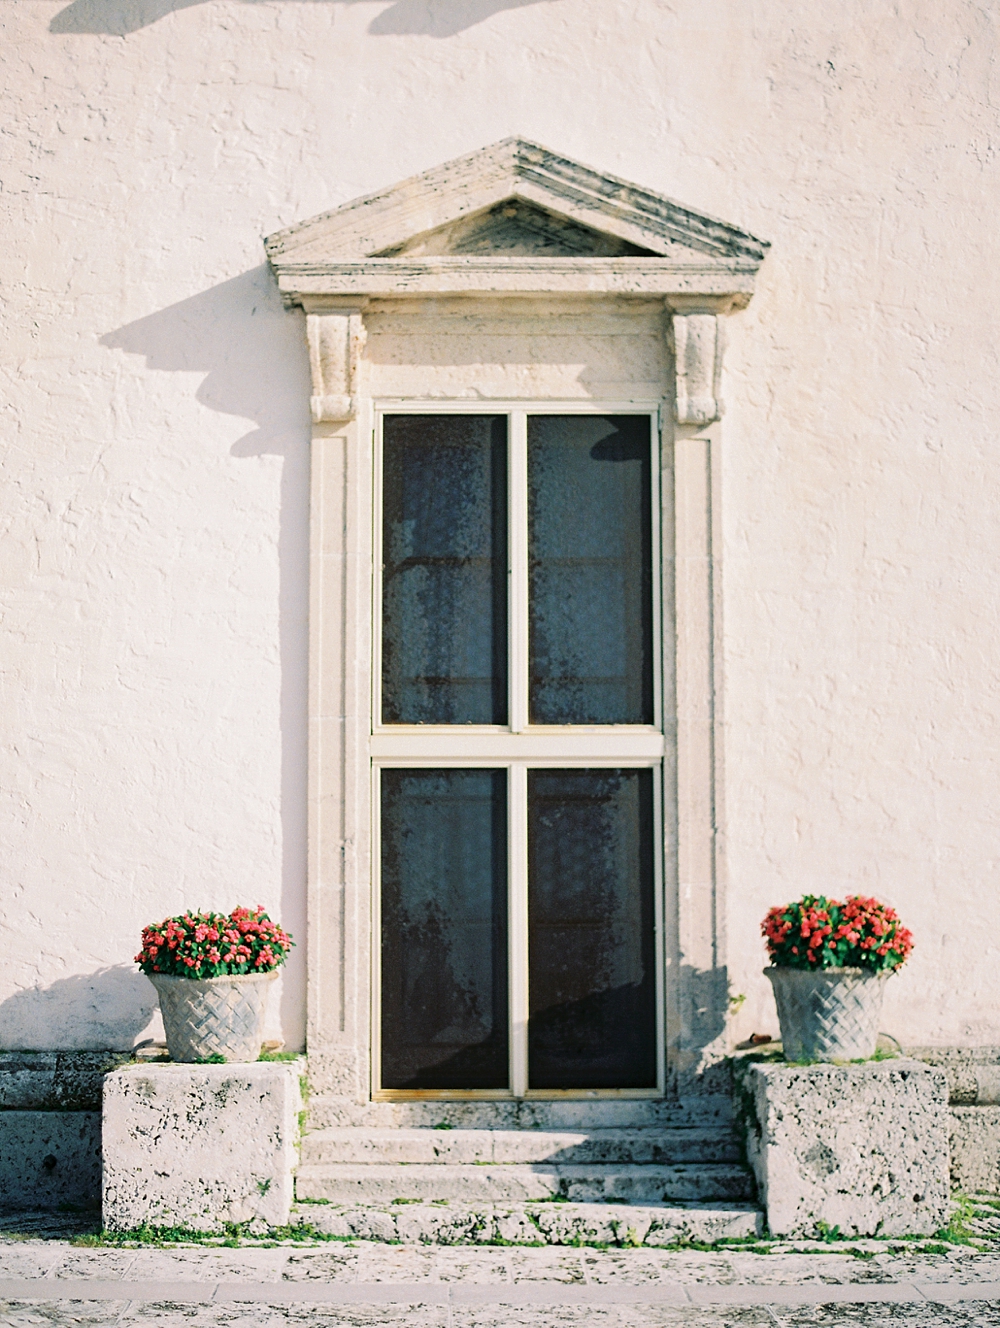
xmin=265 ymin=138 xmax=769 ymax=305
xmin=267 ymin=138 xmax=768 ymax=264
xmin=374 ymin=197 xmax=656 ymax=258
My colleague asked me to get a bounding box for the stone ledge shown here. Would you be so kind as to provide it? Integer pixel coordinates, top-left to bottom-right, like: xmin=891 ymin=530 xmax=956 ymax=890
xmin=906 ymin=1046 xmax=1000 ymax=1104
xmin=0 ymin=1052 xmax=131 ymax=1111
xmin=102 ymin=1061 xmax=304 ymax=1233
xmin=734 ymin=1058 xmax=949 ymax=1238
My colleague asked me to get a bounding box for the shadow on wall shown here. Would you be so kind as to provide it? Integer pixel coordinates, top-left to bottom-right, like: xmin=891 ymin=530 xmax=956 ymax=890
xmin=0 ymin=967 xmax=159 ymax=1051
xmin=50 ymin=0 xmax=554 ymax=37
xmin=667 ymin=965 xmax=732 ymax=1100
xmin=102 ymin=265 xmax=311 ymax=1049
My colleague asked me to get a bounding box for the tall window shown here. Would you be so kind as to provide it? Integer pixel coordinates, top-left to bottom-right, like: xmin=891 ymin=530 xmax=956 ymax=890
xmin=373 ymin=409 xmax=663 ymax=1097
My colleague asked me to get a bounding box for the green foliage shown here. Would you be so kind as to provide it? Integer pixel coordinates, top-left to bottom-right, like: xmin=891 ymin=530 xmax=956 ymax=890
xmin=935 ymin=1192 xmax=977 ymax=1246
xmin=85 ymin=1220 xmax=355 ymax=1247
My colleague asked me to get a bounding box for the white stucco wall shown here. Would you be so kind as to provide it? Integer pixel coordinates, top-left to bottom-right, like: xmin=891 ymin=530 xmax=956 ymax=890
xmin=1 ymin=0 xmax=998 ymax=1054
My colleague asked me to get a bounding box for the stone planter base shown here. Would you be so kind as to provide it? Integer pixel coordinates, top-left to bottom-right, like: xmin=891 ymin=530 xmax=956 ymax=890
xmin=102 ymin=1061 xmax=303 ymax=1233
xmin=734 ymin=1057 xmax=948 ymax=1238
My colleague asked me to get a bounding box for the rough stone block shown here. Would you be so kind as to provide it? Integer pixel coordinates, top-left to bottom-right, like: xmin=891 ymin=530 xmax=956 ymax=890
xmin=735 ymin=1057 xmax=948 ymax=1237
xmin=0 ymin=1111 xmax=101 ymax=1210
xmin=102 ymin=1061 xmax=303 ymax=1233
xmin=950 ymin=1105 xmax=1000 ymax=1194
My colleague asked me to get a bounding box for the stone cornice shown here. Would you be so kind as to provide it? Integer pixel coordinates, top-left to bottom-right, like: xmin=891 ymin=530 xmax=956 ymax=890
xmin=273 ymin=258 xmax=759 ymax=308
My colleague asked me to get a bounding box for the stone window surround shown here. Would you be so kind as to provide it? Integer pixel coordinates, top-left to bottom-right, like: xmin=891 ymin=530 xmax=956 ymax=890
xmin=265 ymin=140 xmax=769 ymax=1102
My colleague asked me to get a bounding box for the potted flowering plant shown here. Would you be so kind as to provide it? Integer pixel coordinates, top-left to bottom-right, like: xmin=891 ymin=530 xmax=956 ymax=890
xmin=136 ymin=907 xmax=293 ymax=1063
xmin=761 ymin=894 xmax=913 ymax=1062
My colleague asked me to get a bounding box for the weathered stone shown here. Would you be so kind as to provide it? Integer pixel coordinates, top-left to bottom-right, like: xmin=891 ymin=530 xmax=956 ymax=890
xmin=0 ymin=1111 xmax=101 ymax=1210
xmin=301 ymin=1095 xmax=733 ymax=1130
xmin=0 ymin=1053 xmax=131 ymax=1111
xmin=294 ymin=1159 xmax=753 ymax=1205
xmin=950 ymin=1106 xmax=1000 ymax=1194
xmin=735 ymin=1057 xmax=948 ymax=1237
xmin=907 ymin=1046 xmax=1000 ymax=1104
xmin=102 ymin=1061 xmax=303 ymax=1233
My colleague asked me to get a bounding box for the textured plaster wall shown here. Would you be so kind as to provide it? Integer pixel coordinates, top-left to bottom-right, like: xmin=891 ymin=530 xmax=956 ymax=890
xmin=1 ymin=0 xmax=998 ymax=1052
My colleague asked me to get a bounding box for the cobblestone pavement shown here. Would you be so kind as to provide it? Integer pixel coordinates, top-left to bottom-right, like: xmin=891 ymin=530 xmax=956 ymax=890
xmin=2 ymin=1213 xmax=1000 ymax=1326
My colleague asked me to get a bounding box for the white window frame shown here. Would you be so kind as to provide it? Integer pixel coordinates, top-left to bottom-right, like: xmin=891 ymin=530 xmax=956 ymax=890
xmin=370 ymin=400 xmax=666 ymax=1100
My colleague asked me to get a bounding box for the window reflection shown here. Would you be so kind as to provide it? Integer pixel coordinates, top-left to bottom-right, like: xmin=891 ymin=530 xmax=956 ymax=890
xmin=382 ymin=415 xmax=508 ymax=725
xmin=528 ymin=415 xmax=653 ymax=725
xmin=528 ymin=768 xmax=656 ymax=1089
xmin=381 ymin=768 xmax=509 ymax=1089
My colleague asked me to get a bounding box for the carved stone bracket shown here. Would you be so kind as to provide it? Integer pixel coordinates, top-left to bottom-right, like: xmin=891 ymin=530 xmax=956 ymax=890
xmin=670 ymin=313 xmax=723 ymax=427
xmin=307 ymin=312 xmax=366 ymax=424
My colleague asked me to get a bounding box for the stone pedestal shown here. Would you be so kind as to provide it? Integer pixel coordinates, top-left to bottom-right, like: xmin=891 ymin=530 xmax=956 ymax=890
xmin=735 ymin=1057 xmax=948 ymax=1238
xmin=102 ymin=1061 xmax=303 ymax=1233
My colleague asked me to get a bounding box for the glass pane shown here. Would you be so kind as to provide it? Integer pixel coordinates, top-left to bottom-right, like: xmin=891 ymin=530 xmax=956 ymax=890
xmin=528 ymin=415 xmax=653 ymax=725
xmin=380 ymin=768 xmax=509 ymax=1089
xmin=527 ymin=768 xmax=656 ymax=1089
xmin=382 ymin=415 xmax=507 ymax=725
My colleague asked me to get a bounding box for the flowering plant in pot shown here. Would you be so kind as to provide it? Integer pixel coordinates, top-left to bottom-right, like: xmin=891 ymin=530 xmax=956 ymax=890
xmin=136 ymin=907 xmax=294 ymax=1063
xmin=761 ymin=895 xmax=913 ymax=1062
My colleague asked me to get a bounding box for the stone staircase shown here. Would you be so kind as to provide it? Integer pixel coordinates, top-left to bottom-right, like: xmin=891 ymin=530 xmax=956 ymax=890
xmin=292 ymin=1098 xmax=762 ymax=1245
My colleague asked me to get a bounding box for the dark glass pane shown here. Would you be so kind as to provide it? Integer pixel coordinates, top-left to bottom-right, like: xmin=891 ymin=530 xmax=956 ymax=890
xmin=381 ymin=768 xmax=509 ymax=1089
xmin=527 ymin=768 xmax=656 ymax=1089
xmin=528 ymin=415 xmax=653 ymax=725
xmin=382 ymin=415 xmax=507 ymax=725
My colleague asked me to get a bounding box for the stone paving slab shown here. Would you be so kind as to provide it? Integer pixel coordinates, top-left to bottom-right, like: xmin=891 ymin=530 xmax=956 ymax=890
xmin=3 ymin=1300 xmax=1000 ymax=1326
xmin=3 ymin=1222 xmax=1000 ymax=1325
xmin=1 ymin=1238 xmax=999 ymax=1285
xmin=5 ymin=1275 xmax=1000 ymax=1304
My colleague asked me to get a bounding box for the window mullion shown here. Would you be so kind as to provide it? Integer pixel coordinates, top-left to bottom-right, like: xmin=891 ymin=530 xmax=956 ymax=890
xmin=509 ymin=411 xmax=528 ymax=734
xmin=508 ymin=762 xmax=529 ymax=1098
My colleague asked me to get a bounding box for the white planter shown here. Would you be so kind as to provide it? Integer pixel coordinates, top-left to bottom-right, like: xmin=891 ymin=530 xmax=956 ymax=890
xmin=765 ymin=966 xmax=889 ymax=1063
xmin=147 ymin=971 xmax=278 ymax=1063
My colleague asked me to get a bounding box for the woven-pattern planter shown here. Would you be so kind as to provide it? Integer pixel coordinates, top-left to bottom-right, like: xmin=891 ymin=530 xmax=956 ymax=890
xmin=148 ymin=971 xmax=277 ymax=1063
xmin=765 ymin=966 xmax=888 ymax=1062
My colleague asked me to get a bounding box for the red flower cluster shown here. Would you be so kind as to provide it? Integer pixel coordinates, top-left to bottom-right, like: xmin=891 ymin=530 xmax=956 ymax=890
xmin=762 ymin=894 xmax=913 ymax=973
xmin=135 ymin=907 xmax=293 ymax=979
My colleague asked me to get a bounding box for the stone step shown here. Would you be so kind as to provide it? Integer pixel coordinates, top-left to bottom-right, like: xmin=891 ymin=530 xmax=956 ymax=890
xmin=303 ymin=1095 xmax=734 ymax=1131
xmin=294 ymin=1161 xmax=754 ymax=1204
xmin=290 ymin=1199 xmax=762 ymax=1246
xmin=300 ymin=1125 xmax=741 ymax=1166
